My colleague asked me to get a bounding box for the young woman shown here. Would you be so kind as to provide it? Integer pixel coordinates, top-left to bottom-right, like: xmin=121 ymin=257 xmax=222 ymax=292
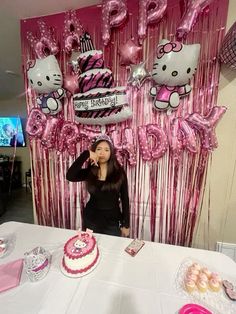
xmin=66 ymin=134 xmax=130 ymax=237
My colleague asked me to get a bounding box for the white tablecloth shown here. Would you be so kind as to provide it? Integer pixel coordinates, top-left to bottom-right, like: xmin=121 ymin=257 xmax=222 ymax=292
xmin=0 ymin=222 xmax=236 ymax=314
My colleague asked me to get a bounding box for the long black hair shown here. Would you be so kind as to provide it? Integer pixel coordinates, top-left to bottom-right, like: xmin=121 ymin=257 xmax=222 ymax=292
xmin=86 ymin=139 xmax=125 ymax=193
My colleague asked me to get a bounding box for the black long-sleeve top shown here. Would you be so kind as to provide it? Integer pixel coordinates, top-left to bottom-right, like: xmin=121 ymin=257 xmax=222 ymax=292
xmin=66 ymin=150 xmax=130 ymax=228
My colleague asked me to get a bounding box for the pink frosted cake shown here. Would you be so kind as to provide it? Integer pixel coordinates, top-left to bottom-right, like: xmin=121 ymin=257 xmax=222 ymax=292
xmin=61 ymin=230 xmax=99 ymax=278
xmin=73 ymin=32 xmax=132 ymax=125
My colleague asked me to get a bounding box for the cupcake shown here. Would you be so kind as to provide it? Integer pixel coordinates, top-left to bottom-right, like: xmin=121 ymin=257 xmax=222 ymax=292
xmin=191 ymin=262 xmax=201 ymax=271
xmin=197 ymin=279 xmax=208 ymax=292
xmin=201 ymin=267 xmax=212 ymax=279
xmin=185 ymin=272 xmax=198 ymax=283
xmin=184 ymin=279 xmax=196 ymax=293
xmin=198 ymin=272 xmax=209 ymax=282
xmin=188 ymin=266 xmax=200 ymax=276
xmin=209 ymin=278 xmax=221 ymax=292
xmin=211 ymin=272 xmax=222 ymax=283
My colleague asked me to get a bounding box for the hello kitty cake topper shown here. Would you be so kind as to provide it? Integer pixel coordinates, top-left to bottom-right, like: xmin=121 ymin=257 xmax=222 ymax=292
xmin=85 ymin=228 xmax=93 ymax=238
xmin=150 ymin=39 xmax=200 ymax=113
xmin=70 ymin=228 xmax=94 ymax=254
xmin=76 ymin=228 xmax=93 ymax=240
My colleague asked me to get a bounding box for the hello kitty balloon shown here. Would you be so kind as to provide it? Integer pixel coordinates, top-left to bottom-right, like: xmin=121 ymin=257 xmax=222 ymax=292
xmin=27 ymin=55 xmax=65 ymax=115
xmin=150 ymin=39 xmax=200 ymax=112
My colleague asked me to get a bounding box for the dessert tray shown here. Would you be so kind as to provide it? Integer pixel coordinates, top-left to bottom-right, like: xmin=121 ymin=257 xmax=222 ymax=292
xmin=175 ymin=258 xmax=236 ymax=314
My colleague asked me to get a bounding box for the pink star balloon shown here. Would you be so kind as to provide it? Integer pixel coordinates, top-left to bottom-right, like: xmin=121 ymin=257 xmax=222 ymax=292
xmin=119 ymin=39 xmax=142 ymax=66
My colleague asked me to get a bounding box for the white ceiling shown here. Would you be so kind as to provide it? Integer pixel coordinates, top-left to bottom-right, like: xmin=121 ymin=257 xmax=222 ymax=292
xmin=0 ymin=0 xmax=100 ymax=100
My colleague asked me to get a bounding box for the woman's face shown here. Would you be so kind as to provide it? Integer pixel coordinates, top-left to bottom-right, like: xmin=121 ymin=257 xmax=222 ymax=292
xmin=95 ymin=141 xmax=111 ymax=164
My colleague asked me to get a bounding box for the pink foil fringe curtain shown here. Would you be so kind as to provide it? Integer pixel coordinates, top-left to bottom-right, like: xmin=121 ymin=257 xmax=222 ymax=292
xmin=21 ymin=0 xmax=228 ymax=246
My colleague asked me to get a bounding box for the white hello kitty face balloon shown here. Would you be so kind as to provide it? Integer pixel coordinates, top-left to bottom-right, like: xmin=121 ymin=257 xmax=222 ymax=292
xmin=27 ymin=55 xmax=63 ymax=94
xmin=152 ymin=39 xmax=200 ymax=87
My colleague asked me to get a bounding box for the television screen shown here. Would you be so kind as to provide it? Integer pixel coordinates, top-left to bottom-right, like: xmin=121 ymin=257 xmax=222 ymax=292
xmin=0 ymin=117 xmax=26 ymax=147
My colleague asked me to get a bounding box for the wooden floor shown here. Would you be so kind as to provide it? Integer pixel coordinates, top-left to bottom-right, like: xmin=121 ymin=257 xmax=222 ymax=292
xmin=0 ymin=187 xmax=34 ymax=224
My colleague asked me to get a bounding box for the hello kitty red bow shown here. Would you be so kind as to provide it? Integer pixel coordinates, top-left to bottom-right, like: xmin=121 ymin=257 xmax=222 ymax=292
xmin=157 ymin=42 xmax=183 ymax=59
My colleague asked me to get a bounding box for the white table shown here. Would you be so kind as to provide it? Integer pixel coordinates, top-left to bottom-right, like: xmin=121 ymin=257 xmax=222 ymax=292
xmin=0 ymin=222 xmax=236 ymax=314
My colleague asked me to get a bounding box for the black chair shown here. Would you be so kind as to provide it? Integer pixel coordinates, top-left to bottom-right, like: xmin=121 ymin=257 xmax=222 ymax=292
xmin=25 ymin=169 xmax=31 ymax=192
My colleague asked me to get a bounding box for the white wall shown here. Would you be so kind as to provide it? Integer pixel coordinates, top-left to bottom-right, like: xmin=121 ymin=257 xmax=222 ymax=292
xmin=193 ymin=0 xmax=236 ymax=250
